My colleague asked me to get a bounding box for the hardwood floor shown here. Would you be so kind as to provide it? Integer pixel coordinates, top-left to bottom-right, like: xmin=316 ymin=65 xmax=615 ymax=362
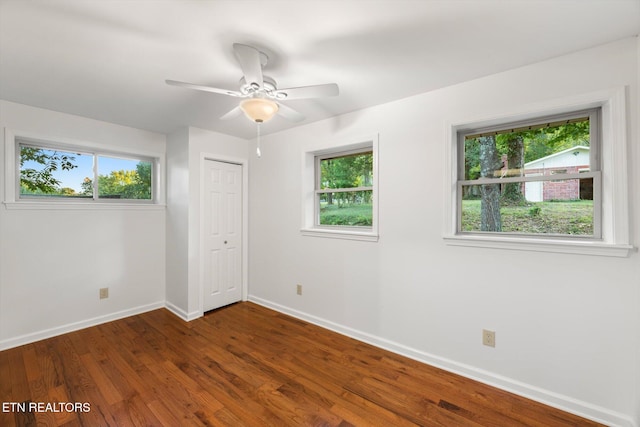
xmin=1 ymin=302 xmax=602 ymax=426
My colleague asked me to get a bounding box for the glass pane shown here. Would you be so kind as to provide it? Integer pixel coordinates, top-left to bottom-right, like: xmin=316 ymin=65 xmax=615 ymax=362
xmin=461 ymin=178 xmax=594 ymax=235
xmin=464 ymin=117 xmax=591 ymax=182
xmin=319 ymin=191 xmax=372 ymax=226
xmin=97 ymin=156 xmax=152 ymax=200
xmin=19 ymin=145 xmax=93 ymax=198
xmin=320 ymin=152 xmax=373 ymax=189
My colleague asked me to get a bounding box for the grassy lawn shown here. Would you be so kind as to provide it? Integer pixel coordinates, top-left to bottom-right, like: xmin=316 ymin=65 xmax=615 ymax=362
xmin=320 ymin=203 xmax=372 ymax=226
xmin=461 ymin=199 xmax=593 ymax=235
xmin=319 ymin=200 xmax=592 ymax=234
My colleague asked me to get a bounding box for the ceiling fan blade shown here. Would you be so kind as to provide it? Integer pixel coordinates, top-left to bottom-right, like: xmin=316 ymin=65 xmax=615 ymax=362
xmin=233 ymin=43 xmax=264 ymax=88
xmin=277 ymin=103 xmax=305 ymax=123
xmin=275 ymin=83 xmax=339 ymax=100
xmin=165 ymin=80 xmax=243 ymax=97
xmin=220 ymin=106 xmax=242 ymax=121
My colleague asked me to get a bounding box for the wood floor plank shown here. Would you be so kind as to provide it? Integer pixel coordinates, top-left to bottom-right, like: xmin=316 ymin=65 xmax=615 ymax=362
xmin=47 ymin=384 xmax=78 ymax=426
xmin=80 ymin=353 xmax=124 ymax=405
xmin=33 ymin=341 xmax=62 ymax=391
xmin=0 ymin=302 xmax=604 ymax=426
xmin=26 ymin=378 xmax=58 ymax=427
xmin=0 ymin=348 xmax=17 ymax=427
xmin=46 ymin=335 xmax=119 ymax=427
xmin=8 ymin=347 xmax=31 ymax=402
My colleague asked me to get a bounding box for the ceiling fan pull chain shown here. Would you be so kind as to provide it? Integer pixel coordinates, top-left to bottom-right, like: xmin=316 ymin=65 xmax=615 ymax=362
xmin=256 ymin=123 xmax=262 ymax=157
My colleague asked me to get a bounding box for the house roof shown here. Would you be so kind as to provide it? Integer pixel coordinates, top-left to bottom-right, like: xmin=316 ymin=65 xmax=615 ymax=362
xmin=525 ymin=145 xmax=590 ymax=168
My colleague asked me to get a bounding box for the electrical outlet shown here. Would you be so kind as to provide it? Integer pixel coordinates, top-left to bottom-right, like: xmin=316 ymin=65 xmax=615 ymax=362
xmin=296 ymin=284 xmax=302 ymax=295
xmin=99 ymin=287 xmax=109 ymax=299
xmin=482 ymin=329 xmax=495 ymax=347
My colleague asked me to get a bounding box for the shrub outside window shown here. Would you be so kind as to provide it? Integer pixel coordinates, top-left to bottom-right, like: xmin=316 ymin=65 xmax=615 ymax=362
xmin=18 ymin=140 xmax=155 ymax=202
xmin=457 ymin=109 xmax=601 ymax=238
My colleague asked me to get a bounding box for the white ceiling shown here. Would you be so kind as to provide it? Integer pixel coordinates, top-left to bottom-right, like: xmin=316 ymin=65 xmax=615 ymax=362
xmin=1 ymin=0 xmax=639 ymax=140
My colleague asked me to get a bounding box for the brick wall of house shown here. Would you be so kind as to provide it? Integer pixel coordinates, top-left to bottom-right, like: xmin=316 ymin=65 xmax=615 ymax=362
xmin=523 ymin=165 xmax=585 ymax=201
xmin=543 ymin=174 xmax=580 ymax=200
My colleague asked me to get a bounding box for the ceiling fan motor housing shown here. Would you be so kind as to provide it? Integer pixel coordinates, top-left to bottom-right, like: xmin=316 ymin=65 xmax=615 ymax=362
xmin=239 ymin=76 xmax=286 ymax=99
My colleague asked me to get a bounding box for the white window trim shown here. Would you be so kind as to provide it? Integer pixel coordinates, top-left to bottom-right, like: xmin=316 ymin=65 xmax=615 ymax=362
xmin=301 ymin=133 xmax=379 ymax=242
xmin=3 ymin=128 xmax=166 ymax=210
xmin=443 ymin=87 xmax=633 ymax=257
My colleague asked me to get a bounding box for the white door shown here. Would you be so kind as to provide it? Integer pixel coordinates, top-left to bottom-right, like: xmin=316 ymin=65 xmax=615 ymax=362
xmin=525 ymin=173 xmax=543 ymax=202
xmin=202 ymin=160 xmax=243 ymax=312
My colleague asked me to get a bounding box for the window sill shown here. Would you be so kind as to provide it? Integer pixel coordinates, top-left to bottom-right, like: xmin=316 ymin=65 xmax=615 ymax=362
xmin=300 ymin=228 xmax=379 ymax=242
xmin=3 ymin=201 xmax=166 ymax=211
xmin=443 ymin=234 xmax=634 ymax=257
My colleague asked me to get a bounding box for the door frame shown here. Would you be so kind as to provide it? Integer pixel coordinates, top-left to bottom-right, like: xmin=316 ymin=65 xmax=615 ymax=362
xmin=198 ymin=153 xmax=249 ymax=316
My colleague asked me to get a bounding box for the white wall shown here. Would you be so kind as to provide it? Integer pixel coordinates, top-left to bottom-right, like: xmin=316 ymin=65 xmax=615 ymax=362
xmin=248 ymin=37 xmax=640 ymax=427
xmin=165 ymin=126 xmax=248 ymax=319
xmin=634 ymin=34 xmax=640 ymax=427
xmin=166 ymin=127 xmax=190 ymax=313
xmin=0 ymin=101 xmax=167 ymax=349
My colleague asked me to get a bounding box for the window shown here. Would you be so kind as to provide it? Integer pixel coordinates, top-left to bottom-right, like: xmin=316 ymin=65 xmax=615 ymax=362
xmin=301 ymin=134 xmax=379 ymax=241
xmin=14 ymin=137 xmax=158 ymax=204
xmin=316 ymin=149 xmax=373 ymax=227
xmin=96 ymin=155 xmax=153 ymax=200
xmin=458 ymin=109 xmax=600 ymax=238
xmin=444 ymin=87 xmax=632 ymax=257
xmin=19 ymin=144 xmax=94 ymax=198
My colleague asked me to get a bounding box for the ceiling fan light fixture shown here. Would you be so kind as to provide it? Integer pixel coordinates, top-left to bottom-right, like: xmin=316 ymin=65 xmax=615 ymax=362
xmin=240 ymin=98 xmax=279 ymax=123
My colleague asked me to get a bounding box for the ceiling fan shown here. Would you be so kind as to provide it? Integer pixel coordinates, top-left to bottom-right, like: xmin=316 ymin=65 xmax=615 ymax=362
xmin=166 ymin=43 xmax=339 ymax=125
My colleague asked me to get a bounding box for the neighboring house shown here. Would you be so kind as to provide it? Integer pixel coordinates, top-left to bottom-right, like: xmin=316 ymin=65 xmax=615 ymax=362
xmin=523 ymin=146 xmax=591 ymax=202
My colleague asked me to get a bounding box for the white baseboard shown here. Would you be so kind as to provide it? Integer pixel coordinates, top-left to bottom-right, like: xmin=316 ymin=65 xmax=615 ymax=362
xmin=164 ymin=301 xmax=202 ymax=321
xmin=248 ymin=295 xmax=636 ymax=427
xmin=0 ymin=301 xmax=165 ymax=351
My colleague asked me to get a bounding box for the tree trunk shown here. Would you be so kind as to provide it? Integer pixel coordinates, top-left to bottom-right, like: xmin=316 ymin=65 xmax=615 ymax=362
xmin=478 ymin=136 xmax=502 ymax=231
xmin=501 ymin=134 xmax=526 ymax=205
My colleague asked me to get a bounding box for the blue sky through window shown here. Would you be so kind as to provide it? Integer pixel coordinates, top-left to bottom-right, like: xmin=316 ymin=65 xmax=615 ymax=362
xmin=21 ymin=148 xmax=144 ymax=193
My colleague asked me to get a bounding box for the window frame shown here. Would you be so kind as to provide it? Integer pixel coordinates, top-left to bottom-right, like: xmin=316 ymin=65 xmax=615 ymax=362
xmin=443 ymin=87 xmax=632 ymax=257
xmin=456 ymin=108 xmax=602 ymax=240
xmin=4 ymin=129 xmax=165 ymax=209
xmin=301 ymin=134 xmax=379 ymax=241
